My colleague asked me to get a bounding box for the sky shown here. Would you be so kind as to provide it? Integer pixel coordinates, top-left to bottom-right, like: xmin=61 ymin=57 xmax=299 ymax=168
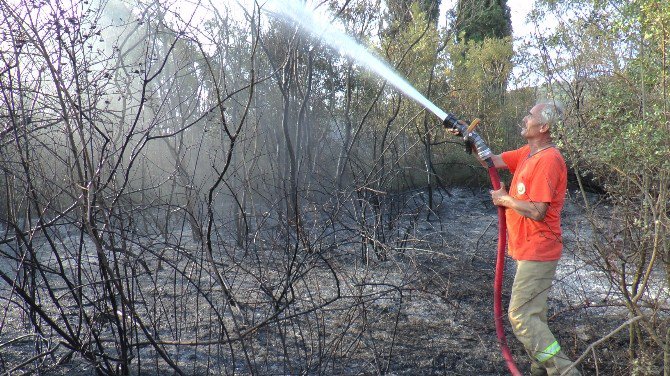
xmin=507 ymin=0 xmax=535 ymax=38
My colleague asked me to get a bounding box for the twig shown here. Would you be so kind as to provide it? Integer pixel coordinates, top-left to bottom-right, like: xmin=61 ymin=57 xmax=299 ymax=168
xmin=0 ymin=334 xmax=40 ymax=349
xmin=560 ymin=315 xmax=644 ymax=376
xmin=2 ymin=343 xmax=60 ymax=376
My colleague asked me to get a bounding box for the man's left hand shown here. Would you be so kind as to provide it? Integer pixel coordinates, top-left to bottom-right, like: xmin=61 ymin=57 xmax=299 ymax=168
xmin=490 ymin=182 xmax=510 ymax=207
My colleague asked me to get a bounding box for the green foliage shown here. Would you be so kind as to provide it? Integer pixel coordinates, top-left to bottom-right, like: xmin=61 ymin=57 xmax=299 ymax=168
xmin=383 ymin=3 xmax=441 ymax=75
xmin=528 ymin=0 xmax=670 ymax=370
xmin=525 ymin=0 xmax=669 ymax=179
xmin=545 ymin=1 xmax=670 ymax=180
xmin=445 ymin=36 xmax=514 ymax=148
xmin=446 ymin=0 xmax=514 ymax=142
xmin=454 ymin=0 xmax=512 ymax=43
xmin=448 ymin=36 xmax=513 ymax=103
xmin=637 ymin=0 xmax=670 ymax=46
xmin=560 ymin=109 xmax=670 ymax=178
xmin=387 ymin=0 xmax=442 ymax=25
xmin=345 ymin=2 xmax=447 ymax=190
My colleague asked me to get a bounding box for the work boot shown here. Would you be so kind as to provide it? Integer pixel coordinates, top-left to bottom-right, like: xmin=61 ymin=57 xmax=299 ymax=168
xmin=545 ymin=351 xmax=581 ymax=376
xmin=530 ymin=361 xmax=548 ymax=376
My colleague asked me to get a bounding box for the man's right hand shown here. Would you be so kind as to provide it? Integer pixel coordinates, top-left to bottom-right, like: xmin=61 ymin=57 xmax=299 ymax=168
xmin=444 ymin=119 xmax=469 ymax=137
xmin=446 ymin=128 xmax=461 ymax=137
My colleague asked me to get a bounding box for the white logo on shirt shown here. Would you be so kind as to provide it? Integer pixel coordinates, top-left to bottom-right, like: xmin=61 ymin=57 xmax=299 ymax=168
xmin=517 ymin=182 xmax=526 ymax=195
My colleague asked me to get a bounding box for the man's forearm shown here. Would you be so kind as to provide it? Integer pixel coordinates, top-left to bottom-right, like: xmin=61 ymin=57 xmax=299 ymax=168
xmin=475 ymin=153 xmax=506 ymax=168
xmin=494 ymin=195 xmax=548 ymax=221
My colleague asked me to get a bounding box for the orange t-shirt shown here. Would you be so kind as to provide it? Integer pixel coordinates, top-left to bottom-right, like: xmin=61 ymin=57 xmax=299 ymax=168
xmin=501 ymin=145 xmax=567 ymax=261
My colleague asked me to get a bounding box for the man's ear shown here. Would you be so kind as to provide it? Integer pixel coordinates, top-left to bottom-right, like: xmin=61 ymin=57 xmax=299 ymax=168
xmin=540 ymin=123 xmax=550 ymax=133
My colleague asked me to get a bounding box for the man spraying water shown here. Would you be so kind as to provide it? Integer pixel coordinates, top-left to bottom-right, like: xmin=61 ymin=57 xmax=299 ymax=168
xmin=449 ymin=101 xmax=580 ymax=376
xmin=264 ymin=1 xmax=580 ymax=374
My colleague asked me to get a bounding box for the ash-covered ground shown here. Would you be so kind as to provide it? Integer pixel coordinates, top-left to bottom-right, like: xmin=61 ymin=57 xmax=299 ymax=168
xmin=0 ymin=187 xmax=654 ymax=375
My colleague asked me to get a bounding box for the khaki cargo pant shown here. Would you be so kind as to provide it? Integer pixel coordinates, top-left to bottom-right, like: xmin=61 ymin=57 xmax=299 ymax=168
xmin=508 ymin=260 xmax=581 ymax=376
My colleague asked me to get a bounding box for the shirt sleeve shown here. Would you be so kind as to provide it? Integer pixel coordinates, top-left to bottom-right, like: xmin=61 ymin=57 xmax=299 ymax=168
xmin=501 ymin=145 xmax=529 ymax=173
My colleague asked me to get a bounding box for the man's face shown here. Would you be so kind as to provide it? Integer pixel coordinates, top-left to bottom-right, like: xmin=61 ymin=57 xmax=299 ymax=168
xmin=520 ymin=104 xmax=546 ymax=139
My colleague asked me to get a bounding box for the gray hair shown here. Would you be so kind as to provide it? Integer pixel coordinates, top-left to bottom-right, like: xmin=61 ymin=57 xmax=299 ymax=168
xmin=537 ymin=100 xmax=565 ymax=127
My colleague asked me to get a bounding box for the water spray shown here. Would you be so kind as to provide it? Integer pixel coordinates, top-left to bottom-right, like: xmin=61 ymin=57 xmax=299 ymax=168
xmin=264 ymin=1 xmax=521 ymax=374
xmin=264 ymin=0 xmax=447 ymax=120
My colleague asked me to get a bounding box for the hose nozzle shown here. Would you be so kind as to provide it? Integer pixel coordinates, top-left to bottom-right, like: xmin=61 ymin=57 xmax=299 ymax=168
xmin=442 ymin=113 xmax=493 ymax=161
xmin=464 ymin=120 xmax=493 ymax=161
xmin=442 ymin=113 xmax=467 ymax=136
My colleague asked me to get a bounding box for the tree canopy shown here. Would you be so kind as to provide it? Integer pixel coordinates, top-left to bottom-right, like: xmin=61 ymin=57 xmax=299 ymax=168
xmin=454 ymin=0 xmax=512 ymax=42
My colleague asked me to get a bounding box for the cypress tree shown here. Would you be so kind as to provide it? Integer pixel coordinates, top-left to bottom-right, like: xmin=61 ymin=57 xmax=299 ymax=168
xmin=387 ymin=0 xmax=442 ymax=26
xmin=454 ymin=0 xmax=512 ymax=42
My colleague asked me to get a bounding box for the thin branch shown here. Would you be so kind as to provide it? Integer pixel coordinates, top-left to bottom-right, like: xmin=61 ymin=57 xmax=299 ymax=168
xmin=560 ymin=315 xmax=644 ymax=376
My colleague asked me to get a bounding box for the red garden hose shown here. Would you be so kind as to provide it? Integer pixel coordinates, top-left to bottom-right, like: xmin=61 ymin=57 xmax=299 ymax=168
xmin=443 ymin=114 xmax=522 ymax=375
xmin=486 ymin=164 xmax=522 ymax=376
